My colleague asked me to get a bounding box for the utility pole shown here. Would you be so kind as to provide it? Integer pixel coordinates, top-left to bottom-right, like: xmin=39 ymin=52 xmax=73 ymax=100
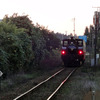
xmin=93 ymin=8 xmax=100 ymax=66
xmin=73 ymin=18 xmax=75 ymax=36
xmin=94 ymin=17 xmax=97 ymax=66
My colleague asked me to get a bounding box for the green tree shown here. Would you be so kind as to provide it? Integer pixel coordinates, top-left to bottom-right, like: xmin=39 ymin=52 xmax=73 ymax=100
xmin=84 ymin=27 xmax=90 ymax=45
xmin=84 ymin=27 xmax=89 ymax=36
xmin=0 ymin=21 xmax=34 ymax=74
xmin=38 ymin=25 xmax=60 ymax=51
xmin=2 ymin=13 xmax=61 ymax=70
xmin=90 ymin=25 xmax=94 ymax=47
xmin=32 ymin=24 xmax=61 ymax=67
xmin=32 ymin=26 xmax=48 ymax=66
xmin=97 ymin=29 xmax=100 ymax=52
xmin=3 ymin=13 xmax=34 ymax=35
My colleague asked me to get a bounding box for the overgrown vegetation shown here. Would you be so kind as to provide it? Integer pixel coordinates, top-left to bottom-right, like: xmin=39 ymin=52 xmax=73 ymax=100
xmin=0 ymin=21 xmax=34 ymax=75
xmin=0 ymin=13 xmax=62 ymax=77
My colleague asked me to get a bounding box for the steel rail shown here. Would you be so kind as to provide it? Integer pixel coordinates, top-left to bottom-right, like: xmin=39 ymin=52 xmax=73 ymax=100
xmin=47 ymin=68 xmax=77 ymax=100
xmin=13 ymin=68 xmax=64 ymax=100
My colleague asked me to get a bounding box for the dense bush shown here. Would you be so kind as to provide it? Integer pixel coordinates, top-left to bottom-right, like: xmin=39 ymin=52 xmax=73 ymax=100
xmin=0 ymin=21 xmax=34 ymax=74
xmin=0 ymin=48 xmax=9 ymax=73
xmin=39 ymin=49 xmax=62 ymax=69
xmin=0 ymin=14 xmax=62 ymax=76
xmin=32 ymin=25 xmax=61 ymax=67
xmin=32 ymin=27 xmax=47 ymax=66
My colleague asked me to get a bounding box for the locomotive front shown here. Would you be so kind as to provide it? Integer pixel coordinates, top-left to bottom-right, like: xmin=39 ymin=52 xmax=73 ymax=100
xmin=61 ymin=37 xmax=86 ymax=67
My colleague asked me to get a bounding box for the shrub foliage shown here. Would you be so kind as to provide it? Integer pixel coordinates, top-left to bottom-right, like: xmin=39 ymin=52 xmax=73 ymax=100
xmin=0 ymin=21 xmax=34 ymax=74
xmin=0 ymin=14 xmax=61 ymax=75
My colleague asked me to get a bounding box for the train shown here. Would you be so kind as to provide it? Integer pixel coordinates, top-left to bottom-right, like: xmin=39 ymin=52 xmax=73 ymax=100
xmin=61 ymin=37 xmax=86 ymax=67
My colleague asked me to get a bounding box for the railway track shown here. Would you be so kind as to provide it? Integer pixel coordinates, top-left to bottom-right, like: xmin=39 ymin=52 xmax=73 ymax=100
xmin=13 ymin=67 xmax=77 ymax=100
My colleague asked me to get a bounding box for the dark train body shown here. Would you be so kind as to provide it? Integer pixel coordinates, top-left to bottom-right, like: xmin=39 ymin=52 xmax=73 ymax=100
xmin=61 ymin=37 xmax=86 ymax=67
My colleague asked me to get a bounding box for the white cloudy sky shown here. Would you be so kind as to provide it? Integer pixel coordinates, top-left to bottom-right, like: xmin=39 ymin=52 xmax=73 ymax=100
xmin=0 ymin=0 xmax=100 ymax=35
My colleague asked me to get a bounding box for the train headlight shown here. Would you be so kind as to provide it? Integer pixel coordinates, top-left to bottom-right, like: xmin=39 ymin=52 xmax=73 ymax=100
xmin=61 ymin=50 xmax=66 ymax=55
xmin=78 ymin=50 xmax=83 ymax=55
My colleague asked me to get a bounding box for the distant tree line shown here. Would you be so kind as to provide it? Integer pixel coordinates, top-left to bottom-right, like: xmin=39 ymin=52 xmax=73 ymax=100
xmin=0 ymin=13 xmax=63 ymax=76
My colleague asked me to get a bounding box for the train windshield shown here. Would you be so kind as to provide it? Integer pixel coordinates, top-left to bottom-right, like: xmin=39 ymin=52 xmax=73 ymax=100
xmin=77 ymin=40 xmax=83 ymax=46
xmin=62 ymin=39 xmax=83 ymax=47
xmin=63 ymin=41 xmax=68 ymax=46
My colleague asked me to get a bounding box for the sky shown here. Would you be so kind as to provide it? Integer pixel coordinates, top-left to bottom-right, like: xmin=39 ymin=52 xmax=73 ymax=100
xmin=0 ymin=0 xmax=100 ymax=36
